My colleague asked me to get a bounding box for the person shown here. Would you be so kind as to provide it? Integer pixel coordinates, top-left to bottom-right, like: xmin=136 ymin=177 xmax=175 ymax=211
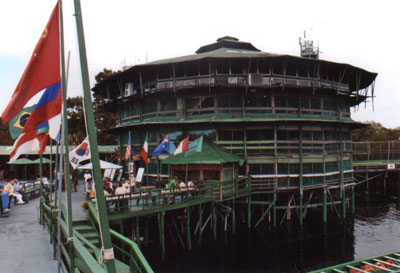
xmin=168 ymin=177 xmax=179 ymax=189
xmin=179 ymin=181 xmax=186 ymax=188
xmin=85 ymin=177 xmax=92 ymax=201
xmin=3 ymin=180 xmax=14 ymax=209
xmin=187 ymin=180 xmax=194 ymax=188
xmin=130 ymin=175 xmax=136 ymax=192
xmin=42 ymin=177 xmax=50 ymax=193
xmin=11 ymin=179 xmax=25 ymax=204
xmin=114 ymin=182 xmax=129 ymax=211
xmin=115 ymin=181 xmax=128 ymax=195
xmin=84 ymin=171 xmax=92 ymax=184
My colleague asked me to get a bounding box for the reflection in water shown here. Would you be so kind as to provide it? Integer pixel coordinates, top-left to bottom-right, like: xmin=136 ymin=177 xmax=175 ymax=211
xmin=140 ymin=180 xmax=400 ymax=272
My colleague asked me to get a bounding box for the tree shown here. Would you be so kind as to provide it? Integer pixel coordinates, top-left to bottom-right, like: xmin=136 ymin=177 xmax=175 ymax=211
xmin=95 ymin=68 xmax=121 ymax=83
xmin=0 ymin=118 xmax=13 ymax=145
xmin=67 ymin=96 xmax=117 ymax=145
xmin=352 ymin=122 xmax=400 ymax=141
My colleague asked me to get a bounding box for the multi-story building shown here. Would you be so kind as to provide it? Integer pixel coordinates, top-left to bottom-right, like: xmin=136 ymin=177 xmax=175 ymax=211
xmin=93 ymin=36 xmax=377 ymax=222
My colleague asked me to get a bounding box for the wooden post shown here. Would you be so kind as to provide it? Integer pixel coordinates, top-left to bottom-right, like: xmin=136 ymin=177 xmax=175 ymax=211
xmin=323 ymin=188 xmax=327 ymax=222
xmin=186 ymin=208 xmax=192 ymax=250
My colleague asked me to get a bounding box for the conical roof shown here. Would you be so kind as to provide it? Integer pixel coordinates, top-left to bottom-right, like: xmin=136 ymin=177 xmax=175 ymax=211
xmin=162 ymin=139 xmax=244 ymax=165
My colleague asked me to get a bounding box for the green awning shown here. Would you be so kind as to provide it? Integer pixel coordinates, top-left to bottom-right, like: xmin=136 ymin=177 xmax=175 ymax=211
xmin=162 ymin=140 xmax=244 ymax=166
xmin=8 ymin=158 xmax=35 ymax=165
xmin=32 ymin=157 xmax=53 ymax=164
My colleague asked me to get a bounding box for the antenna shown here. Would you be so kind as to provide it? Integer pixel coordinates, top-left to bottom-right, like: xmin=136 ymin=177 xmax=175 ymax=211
xmin=299 ymin=30 xmax=319 ymax=59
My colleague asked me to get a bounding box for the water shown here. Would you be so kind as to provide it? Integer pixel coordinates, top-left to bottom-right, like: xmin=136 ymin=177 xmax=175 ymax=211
xmin=140 ymin=179 xmax=400 ymax=272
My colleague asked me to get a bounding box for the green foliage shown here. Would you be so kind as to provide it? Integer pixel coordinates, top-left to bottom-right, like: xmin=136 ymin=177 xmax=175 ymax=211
xmin=0 ymin=118 xmax=13 ymax=145
xmin=352 ymin=121 xmax=400 ymax=141
xmin=94 ymin=68 xmax=121 ymax=84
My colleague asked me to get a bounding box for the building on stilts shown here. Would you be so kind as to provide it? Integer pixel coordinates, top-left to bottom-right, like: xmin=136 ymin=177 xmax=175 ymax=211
xmin=92 ymin=36 xmax=377 ymax=234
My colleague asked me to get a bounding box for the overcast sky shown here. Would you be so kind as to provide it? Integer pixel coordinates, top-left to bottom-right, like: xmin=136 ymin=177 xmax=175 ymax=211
xmin=1 ymin=0 xmax=399 ymax=127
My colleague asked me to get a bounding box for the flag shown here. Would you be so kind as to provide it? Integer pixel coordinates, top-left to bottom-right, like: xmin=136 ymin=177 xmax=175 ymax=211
xmin=8 ymin=105 xmax=36 ymax=139
xmin=139 ymin=134 xmax=149 ymax=164
xmin=152 ymin=136 xmax=169 ymax=157
xmin=2 ymin=2 xmax=60 ymax=123
xmin=9 ymin=130 xmax=48 ymax=163
xmin=125 ymin=132 xmax=132 ymax=160
xmin=174 ymin=136 xmax=189 ymax=155
xmin=185 ymin=136 xmax=203 ymax=156
xmin=69 ymin=137 xmax=91 ymax=169
xmin=21 ymin=82 xmax=62 ymax=139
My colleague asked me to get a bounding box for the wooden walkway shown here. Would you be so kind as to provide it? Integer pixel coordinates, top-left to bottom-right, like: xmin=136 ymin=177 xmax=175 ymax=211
xmin=0 ymin=194 xmax=57 ymax=273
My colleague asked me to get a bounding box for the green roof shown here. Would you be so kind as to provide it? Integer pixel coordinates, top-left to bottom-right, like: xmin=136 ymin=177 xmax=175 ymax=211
xmin=32 ymin=157 xmax=53 ymax=164
xmin=0 ymin=145 xmax=117 ymax=156
xmin=8 ymin=158 xmax=35 ymax=165
xmin=162 ymin=140 xmax=244 ymax=165
xmin=142 ymin=47 xmax=277 ymax=66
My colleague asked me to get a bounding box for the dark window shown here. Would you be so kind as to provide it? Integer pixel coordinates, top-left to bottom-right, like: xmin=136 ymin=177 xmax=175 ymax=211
xmin=217 ymin=60 xmax=229 ymax=74
xmin=311 ymin=97 xmax=321 ymax=109
xmin=199 ymin=60 xmax=210 ymax=75
xmin=201 ymin=97 xmax=214 ymax=108
xmin=301 ymin=97 xmax=310 ymax=109
xmin=261 ymin=129 xmax=274 ymax=140
xmin=219 ymin=130 xmax=232 ymax=141
xmin=160 ymin=98 xmax=176 ymax=112
xmin=247 ymin=130 xmax=260 ymax=141
xmin=275 ymin=95 xmax=286 ymax=107
xmin=233 ymin=130 xmax=244 ymax=141
xmin=287 ymin=96 xmax=298 ymax=108
xmin=186 ymin=98 xmax=200 ymax=110
xmin=231 ymin=59 xmax=244 ymax=74
xmin=272 ymin=61 xmax=282 ymax=75
xmin=174 ymin=63 xmax=184 ymax=77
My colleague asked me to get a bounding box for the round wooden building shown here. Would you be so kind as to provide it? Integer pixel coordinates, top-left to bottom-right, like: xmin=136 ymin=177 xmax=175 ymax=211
xmin=93 ymin=36 xmax=377 ymax=223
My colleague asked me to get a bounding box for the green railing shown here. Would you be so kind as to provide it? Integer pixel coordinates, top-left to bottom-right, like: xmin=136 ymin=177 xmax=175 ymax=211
xmin=88 ymin=202 xmax=154 ymax=273
xmin=309 ymin=250 xmax=400 ymax=273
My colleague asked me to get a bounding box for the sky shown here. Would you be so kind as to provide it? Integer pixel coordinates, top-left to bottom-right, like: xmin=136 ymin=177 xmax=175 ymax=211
xmin=1 ymin=0 xmax=399 ymax=128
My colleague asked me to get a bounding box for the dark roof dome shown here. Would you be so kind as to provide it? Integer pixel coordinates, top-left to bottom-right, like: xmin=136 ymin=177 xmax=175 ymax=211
xmin=196 ymin=36 xmax=261 ymax=54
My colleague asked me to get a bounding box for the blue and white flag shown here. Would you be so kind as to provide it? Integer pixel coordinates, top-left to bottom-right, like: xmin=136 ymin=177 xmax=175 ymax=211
xmin=152 ymin=136 xmax=170 ymax=157
xmin=69 ymin=136 xmax=91 ymax=169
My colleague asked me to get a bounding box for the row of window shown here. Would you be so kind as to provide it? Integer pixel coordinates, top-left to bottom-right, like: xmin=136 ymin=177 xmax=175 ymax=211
xmin=249 ymin=161 xmax=352 ymax=175
xmin=121 ymin=127 xmax=351 ymax=147
xmin=120 ymin=93 xmax=351 ymax=119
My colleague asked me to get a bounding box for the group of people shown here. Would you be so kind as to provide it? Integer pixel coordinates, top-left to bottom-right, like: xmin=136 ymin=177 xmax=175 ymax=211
xmin=0 ymin=179 xmax=29 ymax=215
xmin=84 ymin=171 xmax=137 ymax=201
xmin=167 ymin=176 xmax=196 ymax=189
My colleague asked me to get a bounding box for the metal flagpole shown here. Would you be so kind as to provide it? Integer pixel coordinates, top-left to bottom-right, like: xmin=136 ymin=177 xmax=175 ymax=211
xmin=59 ymin=1 xmax=75 ymax=271
xmin=49 ymin=139 xmax=53 ymax=203
xmin=73 ymin=0 xmax=116 ymax=271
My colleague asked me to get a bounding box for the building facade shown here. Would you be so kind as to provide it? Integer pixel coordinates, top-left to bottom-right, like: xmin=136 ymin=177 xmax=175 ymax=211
xmin=93 ymin=37 xmax=377 ymax=219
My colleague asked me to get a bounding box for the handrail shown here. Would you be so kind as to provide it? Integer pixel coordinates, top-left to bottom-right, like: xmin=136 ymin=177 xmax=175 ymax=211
xmin=109 ymin=229 xmax=154 ymax=273
xmin=88 ymin=201 xmax=153 ymax=272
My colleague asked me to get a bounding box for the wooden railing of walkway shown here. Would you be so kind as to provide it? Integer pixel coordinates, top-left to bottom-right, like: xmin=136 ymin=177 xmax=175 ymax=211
xmin=42 ymin=198 xmax=153 ymax=273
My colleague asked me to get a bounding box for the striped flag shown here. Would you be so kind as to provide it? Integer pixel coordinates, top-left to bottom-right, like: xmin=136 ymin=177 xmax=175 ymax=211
xmin=174 ymin=136 xmax=189 ymax=155
xmin=139 ymin=134 xmax=149 ymax=164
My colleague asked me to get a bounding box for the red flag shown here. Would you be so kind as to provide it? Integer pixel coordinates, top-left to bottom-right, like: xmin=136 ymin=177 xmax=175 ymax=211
xmin=2 ymin=2 xmax=60 ymax=123
xmin=9 ymin=130 xmax=48 ymax=163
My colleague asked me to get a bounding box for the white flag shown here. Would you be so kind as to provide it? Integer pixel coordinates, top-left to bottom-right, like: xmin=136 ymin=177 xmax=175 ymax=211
xmin=69 ymin=136 xmax=91 ymax=169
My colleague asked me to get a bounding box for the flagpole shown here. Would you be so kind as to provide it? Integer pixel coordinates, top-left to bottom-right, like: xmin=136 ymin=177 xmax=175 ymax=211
xmin=39 ymin=154 xmax=44 ymax=225
xmin=49 ymin=139 xmax=53 ymax=203
xmin=73 ymin=0 xmax=116 ymax=271
xmin=59 ymin=1 xmax=75 ymax=272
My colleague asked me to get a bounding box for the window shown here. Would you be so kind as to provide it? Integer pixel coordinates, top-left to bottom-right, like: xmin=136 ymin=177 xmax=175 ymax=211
xmin=275 ymin=95 xmax=286 ymax=108
xmin=246 ymin=130 xmax=260 ymax=141
xmin=160 ymin=97 xmax=176 ymax=112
